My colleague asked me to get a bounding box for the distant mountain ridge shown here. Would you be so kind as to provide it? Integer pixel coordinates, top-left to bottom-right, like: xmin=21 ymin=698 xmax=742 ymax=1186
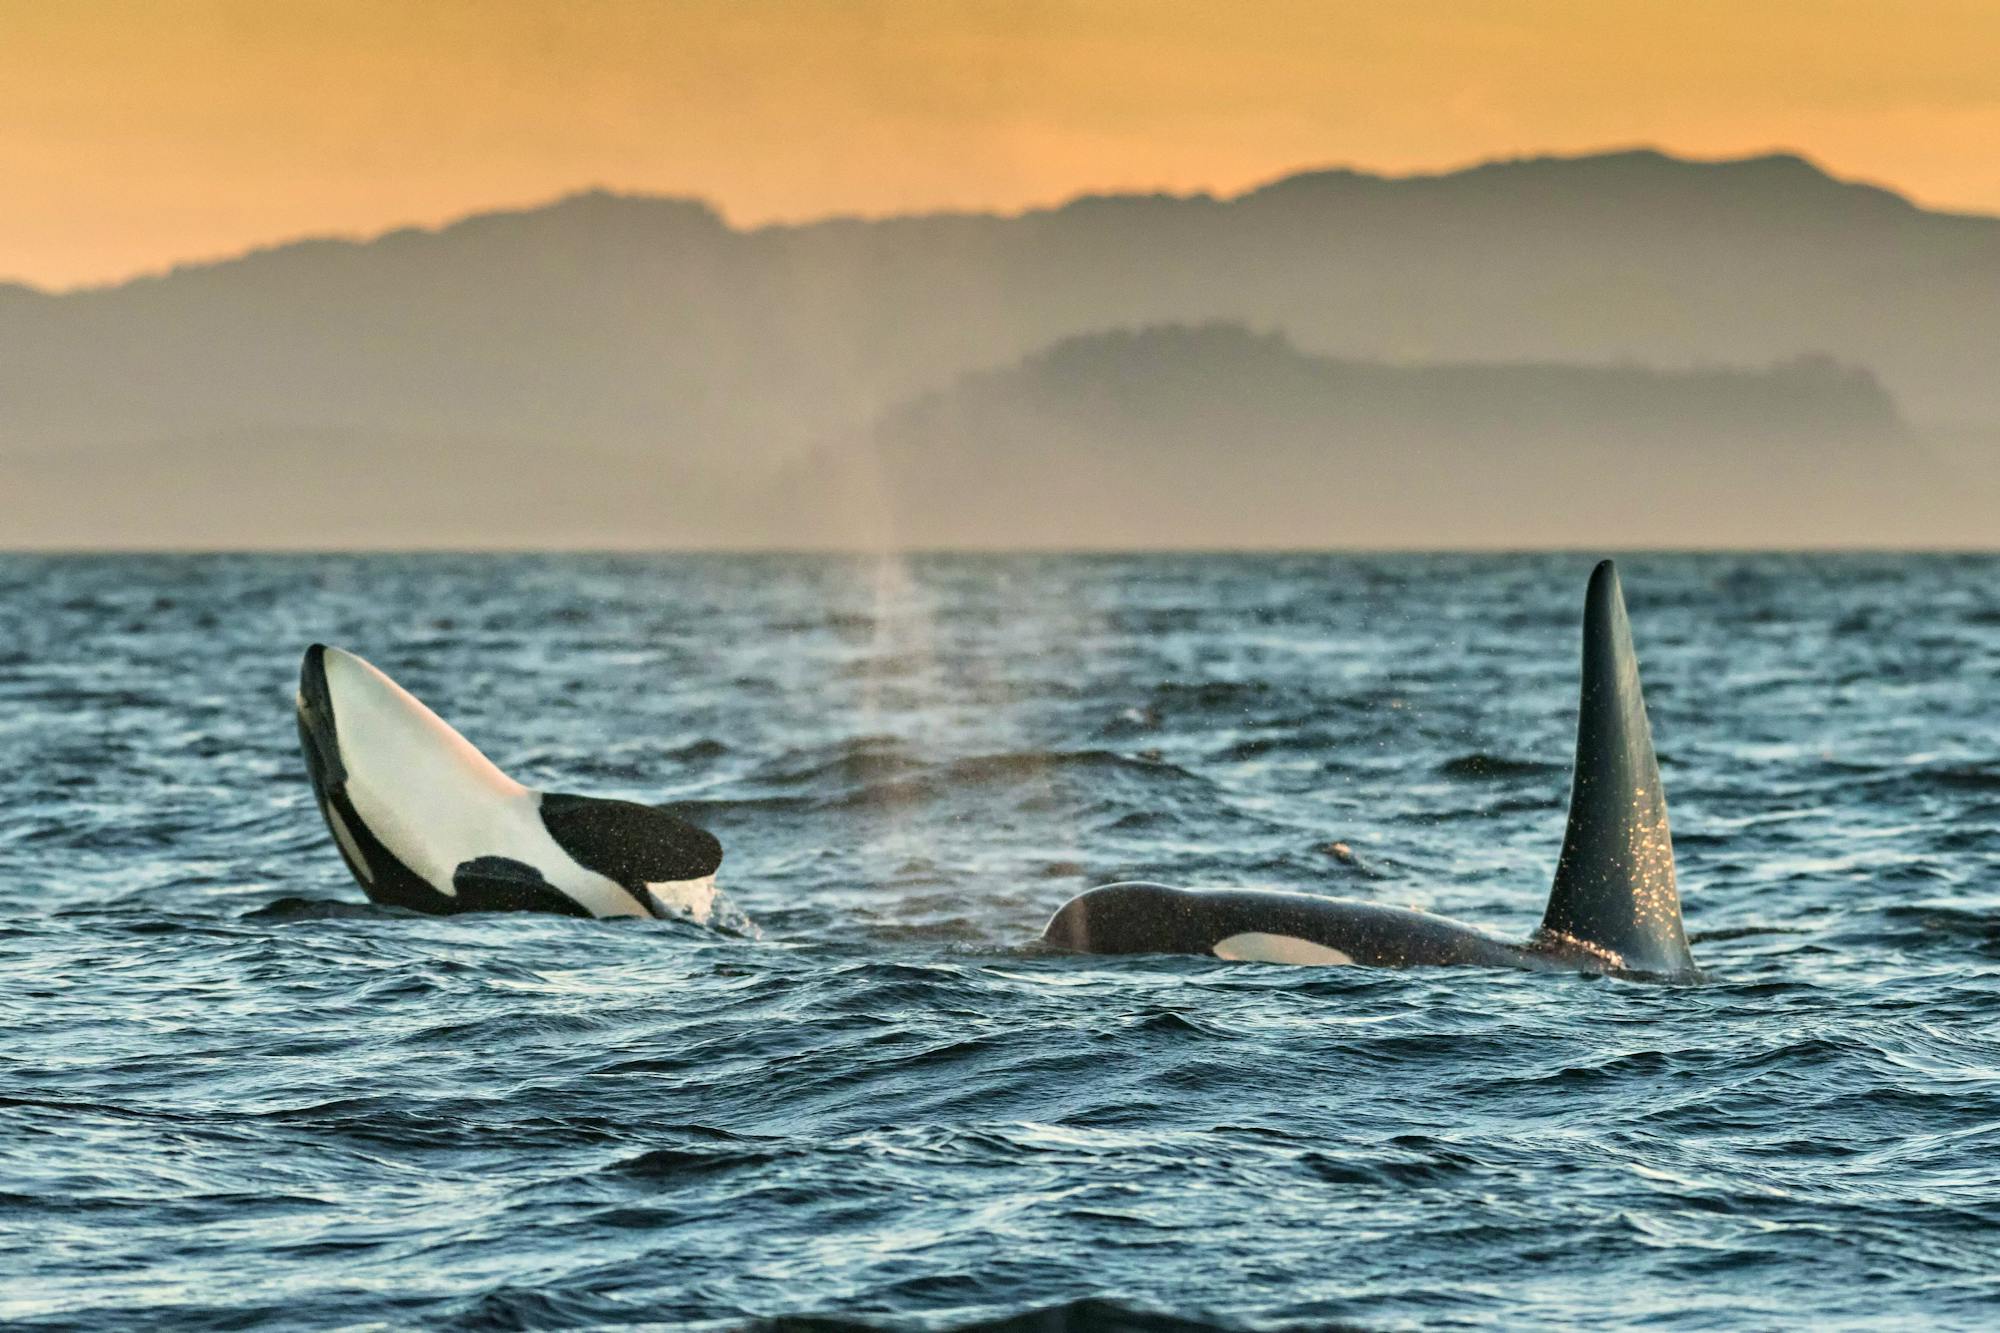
xmin=14 ymin=148 xmax=1982 ymax=298
xmin=1 ymin=148 xmax=1995 ymax=547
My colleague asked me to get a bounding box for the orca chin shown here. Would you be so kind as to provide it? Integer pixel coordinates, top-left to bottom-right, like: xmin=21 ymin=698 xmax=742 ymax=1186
xmin=295 ymin=644 xmax=726 ymax=922
xmin=1040 ymin=560 xmax=1699 ymax=979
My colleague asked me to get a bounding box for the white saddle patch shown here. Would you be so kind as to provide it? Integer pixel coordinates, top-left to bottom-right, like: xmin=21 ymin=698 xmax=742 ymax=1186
xmin=1212 ymin=932 xmax=1356 ymax=966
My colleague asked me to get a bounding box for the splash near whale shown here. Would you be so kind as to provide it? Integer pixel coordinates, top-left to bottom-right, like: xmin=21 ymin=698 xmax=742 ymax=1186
xmin=1041 ymin=560 xmax=1696 ymax=977
xmin=294 ymin=644 xmax=724 ymax=921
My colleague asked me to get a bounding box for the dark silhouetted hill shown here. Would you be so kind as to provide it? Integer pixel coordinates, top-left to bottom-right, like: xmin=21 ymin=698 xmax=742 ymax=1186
xmin=773 ymin=323 xmax=1976 ymax=550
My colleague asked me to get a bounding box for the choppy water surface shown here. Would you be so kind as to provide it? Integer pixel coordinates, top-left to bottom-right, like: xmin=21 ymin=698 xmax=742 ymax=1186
xmin=2 ymin=553 xmax=1998 ymax=1330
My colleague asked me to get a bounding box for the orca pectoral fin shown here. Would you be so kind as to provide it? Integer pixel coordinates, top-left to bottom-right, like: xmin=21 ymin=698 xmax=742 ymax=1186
xmin=450 ymin=857 xmax=593 ymax=918
xmin=540 ymin=793 xmax=724 ymax=883
xmin=1538 ymin=561 xmax=1695 ymax=975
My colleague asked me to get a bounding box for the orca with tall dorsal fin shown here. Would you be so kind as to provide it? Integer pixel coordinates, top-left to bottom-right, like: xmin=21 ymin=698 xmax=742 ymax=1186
xmin=1039 ymin=560 xmax=1698 ymax=978
xmin=294 ymin=645 xmax=725 ymax=921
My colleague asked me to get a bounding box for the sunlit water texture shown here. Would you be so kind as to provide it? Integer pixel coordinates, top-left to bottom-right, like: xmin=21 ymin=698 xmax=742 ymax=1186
xmin=3 ymin=553 xmax=1998 ymax=1330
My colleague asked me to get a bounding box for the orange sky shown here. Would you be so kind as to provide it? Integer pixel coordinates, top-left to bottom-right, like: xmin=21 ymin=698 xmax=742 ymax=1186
xmin=4 ymin=0 xmax=1997 ymax=289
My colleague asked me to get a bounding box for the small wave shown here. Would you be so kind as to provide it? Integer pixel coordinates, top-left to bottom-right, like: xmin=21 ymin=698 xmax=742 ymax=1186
xmin=752 ymin=735 xmax=929 ymax=789
xmin=1436 ymin=752 xmax=1564 ymax=780
xmin=752 ymin=1298 xmax=1257 ymax=1333
xmin=1686 ymin=924 xmax=1808 ymax=944
xmin=770 ymin=611 xmax=877 ymax=635
xmin=1300 ymin=1142 xmax=1481 ymax=1188
xmin=439 ymin=1286 xmax=651 ymax=1331
xmin=1921 ymin=764 xmax=2000 ymax=792
xmin=243 ymin=896 xmax=408 ymax=921
xmin=735 ymin=746 xmax=1207 ymax=813
xmin=603 ymin=1144 xmax=786 ymax=1179
xmin=1148 ymin=679 xmax=1274 ymax=711
xmin=1875 ymin=904 xmax=2000 ymax=956
xmin=945 ymin=750 xmax=1200 ymax=786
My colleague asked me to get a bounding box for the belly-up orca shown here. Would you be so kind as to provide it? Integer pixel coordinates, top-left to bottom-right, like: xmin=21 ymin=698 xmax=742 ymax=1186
xmin=1041 ymin=561 xmax=1696 ymax=977
xmin=294 ymin=644 xmax=724 ymax=921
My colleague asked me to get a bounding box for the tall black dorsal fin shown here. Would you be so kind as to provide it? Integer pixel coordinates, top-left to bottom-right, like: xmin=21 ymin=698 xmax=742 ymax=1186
xmin=1540 ymin=561 xmax=1693 ymax=974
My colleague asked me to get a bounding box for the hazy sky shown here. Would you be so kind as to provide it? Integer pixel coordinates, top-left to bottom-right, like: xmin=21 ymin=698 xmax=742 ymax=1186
xmin=5 ymin=0 xmax=1997 ymax=289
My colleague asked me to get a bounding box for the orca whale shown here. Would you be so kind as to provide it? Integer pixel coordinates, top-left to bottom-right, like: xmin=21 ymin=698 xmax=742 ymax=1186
xmin=1040 ymin=560 xmax=1697 ymax=977
xmin=294 ymin=644 xmax=724 ymax=921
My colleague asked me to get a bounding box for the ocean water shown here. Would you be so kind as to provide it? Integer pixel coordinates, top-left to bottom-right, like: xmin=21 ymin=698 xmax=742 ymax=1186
xmin=2 ymin=552 xmax=1997 ymax=1331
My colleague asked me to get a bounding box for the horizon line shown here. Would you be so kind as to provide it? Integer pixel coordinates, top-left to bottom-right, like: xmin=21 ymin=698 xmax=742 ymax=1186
xmin=5 ymin=542 xmax=1997 ymax=558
